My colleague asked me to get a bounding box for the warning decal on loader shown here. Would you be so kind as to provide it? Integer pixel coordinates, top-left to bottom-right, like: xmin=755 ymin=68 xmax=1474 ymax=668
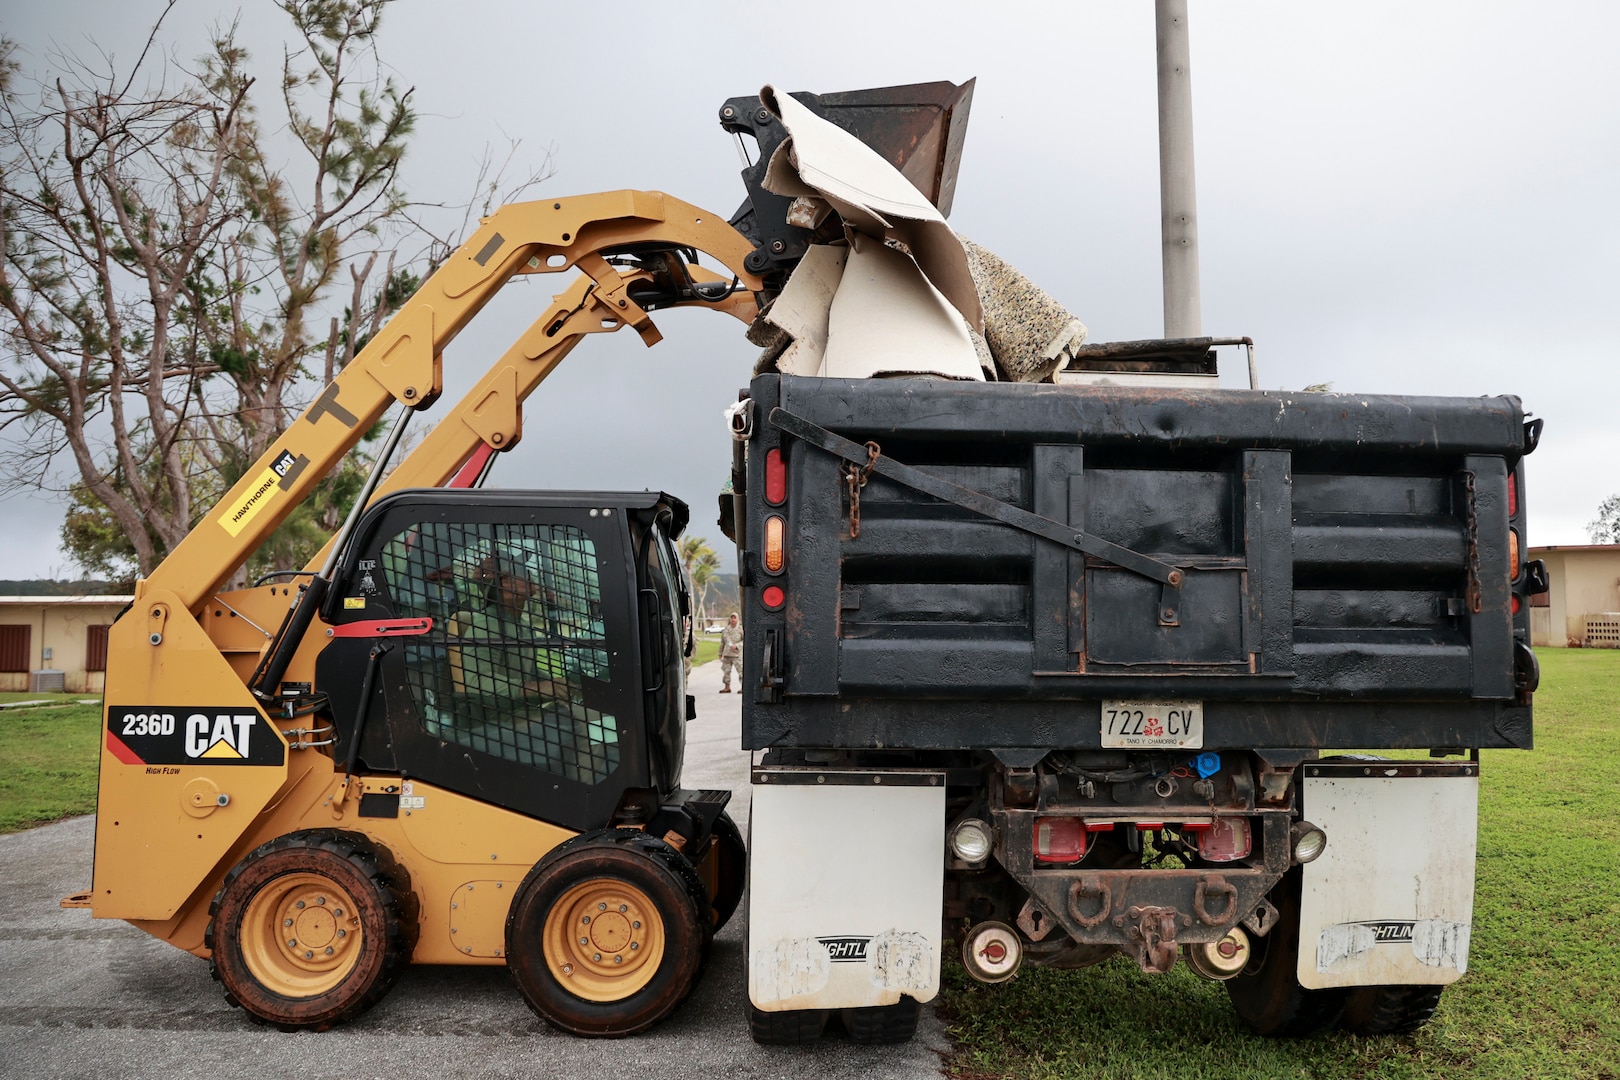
xmin=105 ymin=707 xmax=285 ymax=767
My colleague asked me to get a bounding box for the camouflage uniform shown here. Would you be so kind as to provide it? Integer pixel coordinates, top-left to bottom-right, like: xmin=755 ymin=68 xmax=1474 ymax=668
xmin=719 ymin=620 xmax=744 ymax=691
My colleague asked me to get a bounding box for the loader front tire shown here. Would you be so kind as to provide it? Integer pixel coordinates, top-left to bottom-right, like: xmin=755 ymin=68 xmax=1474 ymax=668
xmin=506 ymin=829 xmax=709 ymax=1037
xmin=207 ymin=830 xmax=411 ymax=1031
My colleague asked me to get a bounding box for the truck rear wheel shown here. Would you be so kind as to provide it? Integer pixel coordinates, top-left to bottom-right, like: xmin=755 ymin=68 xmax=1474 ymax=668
xmin=1225 ymin=869 xmax=1347 ymax=1037
xmin=207 ymin=830 xmax=411 ymax=1031
xmin=749 ymin=1005 xmax=830 ymax=1044
xmin=506 ymin=830 xmax=709 ymax=1037
xmin=1341 ymin=984 xmax=1445 ymax=1035
xmin=843 ymin=996 xmax=921 ymax=1044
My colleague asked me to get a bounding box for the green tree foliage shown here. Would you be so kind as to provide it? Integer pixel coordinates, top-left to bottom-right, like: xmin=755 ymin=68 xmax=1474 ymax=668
xmin=679 ymin=535 xmax=722 ymax=625
xmin=0 ymin=1 xmax=425 ymax=581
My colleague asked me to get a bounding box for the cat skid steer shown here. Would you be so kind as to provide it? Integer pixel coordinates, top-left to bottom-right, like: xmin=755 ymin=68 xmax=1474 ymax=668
xmin=82 ymin=191 xmax=759 ymax=1036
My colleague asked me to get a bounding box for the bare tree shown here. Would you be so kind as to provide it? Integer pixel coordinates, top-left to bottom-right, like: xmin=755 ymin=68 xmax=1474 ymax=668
xmin=1589 ymin=495 xmax=1620 ymax=545
xmin=0 ymin=0 xmax=449 ymax=580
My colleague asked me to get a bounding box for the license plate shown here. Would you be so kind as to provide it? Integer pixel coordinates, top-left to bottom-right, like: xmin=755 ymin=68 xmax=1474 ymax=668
xmin=1101 ymin=701 xmax=1204 ymax=749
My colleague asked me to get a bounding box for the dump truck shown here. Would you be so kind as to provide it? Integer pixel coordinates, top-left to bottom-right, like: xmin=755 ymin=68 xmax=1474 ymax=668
xmin=729 ymin=360 xmax=1544 ymax=1042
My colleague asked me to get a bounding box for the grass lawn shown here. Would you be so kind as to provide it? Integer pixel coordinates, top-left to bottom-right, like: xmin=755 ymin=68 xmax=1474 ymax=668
xmin=691 ymin=636 xmax=720 ymax=667
xmin=0 ymin=690 xmax=95 ymax=704
xmin=0 ymin=700 xmax=101 ymax=833
xmin=941 ymin=648 xmax=1620 ymax=1079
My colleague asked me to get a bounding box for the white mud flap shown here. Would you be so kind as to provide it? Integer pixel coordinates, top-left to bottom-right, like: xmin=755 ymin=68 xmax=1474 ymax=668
xmin=748 ymin=770 xmax=945 ymax=1011
xmin=1298 ymin=761 xmax=1480 ymax=989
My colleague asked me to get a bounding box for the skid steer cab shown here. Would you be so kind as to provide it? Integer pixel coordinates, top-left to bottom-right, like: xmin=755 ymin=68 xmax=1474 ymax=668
xmin=88 ymin=489 xmax=744 ymax=1038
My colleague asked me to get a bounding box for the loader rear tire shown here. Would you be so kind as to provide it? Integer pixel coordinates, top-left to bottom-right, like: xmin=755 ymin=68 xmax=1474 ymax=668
xmin=704 ymin=810 xmax=747 ymax=933
xmin=506 ymin=829 xmax=709 ymax=1037
xmin=1225 ymin=868 xmax=1347 ymax=1037
xmin=207 ymin=830 xmax=411 ymax=1031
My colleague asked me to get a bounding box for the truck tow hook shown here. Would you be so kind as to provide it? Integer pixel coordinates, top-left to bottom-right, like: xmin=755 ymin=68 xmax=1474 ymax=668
xmin=1124 ymin=905 xmax=1183 ymax=974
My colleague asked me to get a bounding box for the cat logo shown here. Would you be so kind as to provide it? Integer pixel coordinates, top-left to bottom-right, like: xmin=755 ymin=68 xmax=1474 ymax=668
xmin=186 ymin=713 xmax=257 ymax=759
xmin=106 ymin=705 xmax=285 ymax=768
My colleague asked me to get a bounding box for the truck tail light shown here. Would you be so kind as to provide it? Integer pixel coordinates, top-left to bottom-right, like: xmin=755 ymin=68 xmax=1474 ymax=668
xmin=763 ymin=515 xmax=786 ymax=573
xmin=1033 ymin=817 xmax=1086 ymax=864
xmin=765 ymin=448 xmax=786 ymax=506
xmin=1509 ymin=529 xmax=1521 ymax=580
xmin=1190 ymin=817 xmax=1251 ymax=862
xmin=1508 ymin=472 xmax=1519 ymax=519
xmin=761 ymin=585 xmax=785 ymax=610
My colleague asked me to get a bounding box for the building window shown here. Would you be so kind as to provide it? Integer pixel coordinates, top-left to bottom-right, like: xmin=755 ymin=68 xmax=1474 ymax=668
xmin=0 ymin=625 xmax=30 ymax=673
xmin=86 ymin=625 xmax=110 ymax=672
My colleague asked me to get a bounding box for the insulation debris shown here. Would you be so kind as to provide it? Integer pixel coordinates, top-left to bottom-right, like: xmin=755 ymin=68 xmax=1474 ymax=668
xmin=960 ymin=238 xmax=1088 ymax=383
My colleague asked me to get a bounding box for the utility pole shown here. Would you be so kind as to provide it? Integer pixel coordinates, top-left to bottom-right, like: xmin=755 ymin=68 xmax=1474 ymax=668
xmin=1156 ymin=0 xmax=1202 ymax=338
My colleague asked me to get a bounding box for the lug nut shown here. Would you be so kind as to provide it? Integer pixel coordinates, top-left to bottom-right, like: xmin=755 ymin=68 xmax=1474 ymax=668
xmin=630 ymin=942 xmax=639 ymax=951
xmin=598 ymin=903 xmax=607 ymax=911
xmin=619 ymin=905 xmax=627 ymax=913
xmin=614 ymin=955 xmax=623 ymax=964
xmin=284 ymin=919 xmax=293 ymax=927
xmin=582 ymin=915 xmax=590 ymax=924
xmin=325 ymin=947 xmax=334 ymax=956
xmin=296 ymin=900 xmax=305 ymax=909
xmin=580 ymin=937 xmax=589 ymax=946
xmin=288 ymin=939 xmax=297 ymax=947
xmin=304 ymin=951 xmax=314 ymax=959
xmin=632 ymin=921 xmax=641 ymax=930
xmin=337 ymin=929 xmax=346 ymax=938
xmin=593 ymin=953 xmax=602 ymax=962
xmin=316 ymin=896 xmax=326 ymax=905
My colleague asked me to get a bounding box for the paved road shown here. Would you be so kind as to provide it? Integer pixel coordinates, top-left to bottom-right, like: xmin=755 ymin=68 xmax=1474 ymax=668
xmin=0 ymin=660 xmax=947 ymax=1079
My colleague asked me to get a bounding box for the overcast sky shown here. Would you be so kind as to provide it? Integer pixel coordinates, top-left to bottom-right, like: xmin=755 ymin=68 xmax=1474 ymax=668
xmin=3 ymin=1 xmax=1616 ymax=578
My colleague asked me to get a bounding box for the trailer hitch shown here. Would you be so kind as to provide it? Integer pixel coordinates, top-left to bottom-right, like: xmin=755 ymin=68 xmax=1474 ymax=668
xmin=770 ymin=408 xmax=1185 ymax=589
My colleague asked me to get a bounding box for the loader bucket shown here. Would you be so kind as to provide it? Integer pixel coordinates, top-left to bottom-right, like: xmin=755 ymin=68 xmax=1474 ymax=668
xmin=720 ymin=79 xmax=975 ymax=281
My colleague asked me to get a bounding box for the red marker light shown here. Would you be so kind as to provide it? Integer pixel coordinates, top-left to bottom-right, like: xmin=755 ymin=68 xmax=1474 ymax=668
xmin=1508 ymin=473 xmax=1519 ymax=519
xmin=1033 ymin=817 xmax=1086 ymax=864
xmin=765 ymin=448 xmax=786 ymax=506
xmin=762 ymin=585 xmax=785 ymax=610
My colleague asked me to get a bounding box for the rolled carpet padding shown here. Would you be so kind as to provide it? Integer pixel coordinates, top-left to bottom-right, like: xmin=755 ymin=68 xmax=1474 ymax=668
xmin=960 ymin=238 xmax=1088 ymax=383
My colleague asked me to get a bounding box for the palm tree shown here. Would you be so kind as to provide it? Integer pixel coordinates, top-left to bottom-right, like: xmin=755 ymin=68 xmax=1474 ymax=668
xmin=679 ymin=536 xmax=722 ymax=628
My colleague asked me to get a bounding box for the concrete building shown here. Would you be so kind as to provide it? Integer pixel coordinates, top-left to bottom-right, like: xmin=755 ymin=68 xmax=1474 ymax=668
xmin=0 ymin=595 xmax=132 ymax=694
xmin=1527 ymin=545 xmax=1620 ymax=648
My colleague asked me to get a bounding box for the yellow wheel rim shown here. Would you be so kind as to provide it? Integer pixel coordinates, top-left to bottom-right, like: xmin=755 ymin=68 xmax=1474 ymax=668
xmin=239 ymin=873 xmax=363 ymax=997
xmin=542 ymin=878 xmax=665 ymax=1002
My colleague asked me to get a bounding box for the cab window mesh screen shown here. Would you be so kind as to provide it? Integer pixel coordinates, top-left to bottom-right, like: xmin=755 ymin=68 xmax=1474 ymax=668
xmin=380 ymin=521 xmax=618 ymax=784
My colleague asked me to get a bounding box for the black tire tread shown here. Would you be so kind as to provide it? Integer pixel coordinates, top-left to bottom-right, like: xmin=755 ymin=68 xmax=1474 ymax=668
xmin=749 ymin=1005 xmax=830 ymax=1044
xmin=1341 ymin=984 xmax=1445 ymax=1035
xmin=205 ymin=829 xmax=412 ymax=1031
xmin=505 ymin=828 xmax=708 ymax=1037
xmin=1225 ymin=869 xmax=1347 ymax=1038
xmin=707 ymin=811 xmax=746 ymax=933
xmin=843 ymin=996 xmax=921 ymax=1045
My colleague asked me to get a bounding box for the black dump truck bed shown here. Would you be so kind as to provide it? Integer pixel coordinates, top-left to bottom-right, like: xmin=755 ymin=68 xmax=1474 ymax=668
xmin=738 ymin=373 xmax=1538 ymax=753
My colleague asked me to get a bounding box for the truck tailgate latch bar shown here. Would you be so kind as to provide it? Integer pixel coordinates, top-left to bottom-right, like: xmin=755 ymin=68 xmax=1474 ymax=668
xmin=769 ymin=408 xmax=1184 ymax=588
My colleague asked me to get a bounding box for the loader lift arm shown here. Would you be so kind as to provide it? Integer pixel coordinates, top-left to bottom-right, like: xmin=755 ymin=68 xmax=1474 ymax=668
xmin=138 ymin=189 xmax=761 ymax=614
